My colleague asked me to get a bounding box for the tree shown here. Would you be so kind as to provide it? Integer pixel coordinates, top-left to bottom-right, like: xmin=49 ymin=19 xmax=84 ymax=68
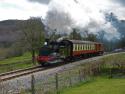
xmin=21 ymin=17 xmax=45 ymax=64
xmin=118 ymin=35 xmax=125 ymax=48
xmin=82 ymin=30 xmax=97 ymax=41
xmin=87 ymin=33 xmax=97 ymax=41
xmin=97 ymin=31 xmax=105 ymax=42
xmin=69 ymin=28 xmax=82 ymax=40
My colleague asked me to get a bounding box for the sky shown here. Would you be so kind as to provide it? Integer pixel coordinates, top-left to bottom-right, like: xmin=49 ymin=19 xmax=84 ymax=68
xmin=0 ymin=0 xmax=48 ymax=21
xmin=0 ymin=0 xmax=125 ymax=40
xmin=0 ymin=0 xmax=125 ymax=21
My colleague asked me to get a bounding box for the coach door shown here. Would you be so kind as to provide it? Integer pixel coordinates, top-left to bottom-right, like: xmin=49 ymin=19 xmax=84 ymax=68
xmin=59 ymin=45 xmax=71 ymax=57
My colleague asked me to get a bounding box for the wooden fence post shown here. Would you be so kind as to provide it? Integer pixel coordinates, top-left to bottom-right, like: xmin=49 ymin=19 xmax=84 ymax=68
xmin=81 ymin=68 xmax=85 ymax=81
xmin=31 ymin=75 xmax=35 ymax=94
xmin=79 ymin=70 xmax=82 ymax=82
xmin=55 ymin=73 xmax=59 ymax=94
xmin=109 ymin=68 xmax=113 ymax=78
xmin=69 ymin=71 xmax=72 ymax=87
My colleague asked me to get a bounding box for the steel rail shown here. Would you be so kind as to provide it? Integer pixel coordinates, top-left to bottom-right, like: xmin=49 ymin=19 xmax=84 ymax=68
xmin=0 ymin=66 xmax=46 ymax=81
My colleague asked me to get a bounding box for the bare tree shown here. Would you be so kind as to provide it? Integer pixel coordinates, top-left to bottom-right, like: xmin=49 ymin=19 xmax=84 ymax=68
xmin=21 ymin=17 xmax=45 ymax=64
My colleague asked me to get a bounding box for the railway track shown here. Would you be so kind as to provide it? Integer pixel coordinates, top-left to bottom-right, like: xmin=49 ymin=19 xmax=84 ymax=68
xmin=0 ymin=66 xmax=47 ymax=81
xmin=0 ymin=52 xmax=124 ymax=82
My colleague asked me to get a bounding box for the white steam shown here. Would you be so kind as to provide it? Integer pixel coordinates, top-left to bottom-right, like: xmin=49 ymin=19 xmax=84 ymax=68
xmin=45 ymin=0 xmax=124 ymax=40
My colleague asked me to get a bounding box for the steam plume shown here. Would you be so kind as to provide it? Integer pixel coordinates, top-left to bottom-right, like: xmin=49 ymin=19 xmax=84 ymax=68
xmin=44 ymin=0 xmax=125 ymax=40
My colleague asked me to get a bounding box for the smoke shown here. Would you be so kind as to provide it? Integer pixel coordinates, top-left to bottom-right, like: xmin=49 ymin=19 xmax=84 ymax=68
xmin=44 ymin=0 xmax=125 ymax=40
xmin=28 ymin=0 xmax=51 ymax=4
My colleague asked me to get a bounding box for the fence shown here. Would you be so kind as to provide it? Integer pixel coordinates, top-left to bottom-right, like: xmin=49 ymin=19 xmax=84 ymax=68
xmin=32 ymin=65 xmax=100 ymax=94
xmin=0 ymin=60 xmax=102 ymax=94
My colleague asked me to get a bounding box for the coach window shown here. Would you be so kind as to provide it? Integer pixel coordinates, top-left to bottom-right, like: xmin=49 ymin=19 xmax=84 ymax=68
xmin=85 ymin=44 xmax=87 ymax=50
xmin=75 ymin=44 xmax=77 ymax=51
xmin=81 ymin=45 xmax=82 ymax=50
xmin=84 ymin=44 xmax=86 ymax=50
xmin=86 ymin=44 xmax=87 ymax=50
xmin=91 ymin=44 xmax=93 ymax=50
xmin=93 ymin=44 xmax=95 ymax=50
xmin=80 ymin=44 xmax=81 ymax=50
xmin=79 ymin=44 xmax=80 ymax=51
xmin=86 ymin=44 xmax=88 ymax=50
xmin=73 ymin=44 xmax=74 ymax=51
xmin=93 ymin=44 xmax=94 ymax=50
xmin=88 ymin=44 xmax=89 ymax=50
xmin=89 ymin=44 xmax=90 ymax=50
xmin=77 ymin=44 xmax=78 ymax=51
xmin=90 ymin=44 xmax=91 ymax=50
xmin=88 ymin=44 xmax=90 ymax=50
xmin=75 ymin=44 xmax=76 ymax=51
xmin=78 ymin=44 xmax=80 ymax=51
xmin=74 ymin=44 xmax=76 ymax=51
xmin=77 ymin=44 xmax=79 ymax=51
xmin=87 ymin=44 xmax=88 ymax=50
xmin=83 ymin=44 xmax=85 ymax=50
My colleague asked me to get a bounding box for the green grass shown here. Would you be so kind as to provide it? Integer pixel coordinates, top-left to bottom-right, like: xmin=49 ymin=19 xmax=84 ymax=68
xmin=61 ymin=77 xmax=125 ymax=94
xmin=0 ymin=52 xmax=32 ymax=65
xmin=102 ymin=53 xmax=125 ymax=64
xmin=0 ymin=52 xmax=37 ymax=73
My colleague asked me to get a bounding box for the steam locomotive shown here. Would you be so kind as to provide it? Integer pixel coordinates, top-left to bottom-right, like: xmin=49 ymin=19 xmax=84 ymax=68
xmin=37 ymin=39 xmax=104 ymax=66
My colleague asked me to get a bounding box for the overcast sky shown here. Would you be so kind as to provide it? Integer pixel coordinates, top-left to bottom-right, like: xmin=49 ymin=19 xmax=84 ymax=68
xmin=0 ymin=0 xmax=125 ymax=21
xmin=0 ymin=0 xmax=48 ymax=21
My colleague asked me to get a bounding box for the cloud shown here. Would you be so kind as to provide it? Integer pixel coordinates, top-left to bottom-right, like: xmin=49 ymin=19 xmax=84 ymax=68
xmin=113 ymin=0 xmax=125 ymax=6
xmin=0 ymin=0 xmax=125 ymax=40
xmin=0 ymin=0 xmax=48 ymax=21
xmin=28 ymin=0 xmax=51 ymax=4
xmin=45 ymin=0 xmax=125 ymax=40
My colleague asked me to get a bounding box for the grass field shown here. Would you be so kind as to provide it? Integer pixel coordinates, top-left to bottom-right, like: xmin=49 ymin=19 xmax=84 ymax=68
xmin=0 ymin=53 xmax=37 ymax=73
xmin=61 ymin=76 xmax=125 ymax=94
xmin=0 ymin=52 xmax=32 ymax=65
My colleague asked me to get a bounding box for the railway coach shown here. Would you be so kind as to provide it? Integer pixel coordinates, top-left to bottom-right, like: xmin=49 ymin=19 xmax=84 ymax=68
xmin=37 ymin=39 xmax=104 ymax=66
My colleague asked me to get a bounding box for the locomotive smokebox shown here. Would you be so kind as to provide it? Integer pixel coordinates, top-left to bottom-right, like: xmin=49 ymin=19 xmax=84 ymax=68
xmin=44 ymin=38 xmax=50 ymax=45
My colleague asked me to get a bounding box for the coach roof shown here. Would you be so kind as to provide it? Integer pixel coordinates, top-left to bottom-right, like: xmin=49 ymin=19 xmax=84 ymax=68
xmin=68 ymin=40 xmax=102 ymax=44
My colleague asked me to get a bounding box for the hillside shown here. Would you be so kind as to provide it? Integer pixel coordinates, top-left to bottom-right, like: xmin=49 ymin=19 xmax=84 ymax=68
xmin=0 ymin=20 xmax=25 ymax=47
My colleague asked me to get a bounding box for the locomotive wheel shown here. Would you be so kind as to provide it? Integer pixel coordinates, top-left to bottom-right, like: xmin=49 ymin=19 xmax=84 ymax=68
xmin=40 ymin=62 xmax=45 ymax=67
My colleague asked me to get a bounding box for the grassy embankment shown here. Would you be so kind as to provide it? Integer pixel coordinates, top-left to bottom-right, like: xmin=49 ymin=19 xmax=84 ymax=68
xmin=61 ymin=76 xmax=125 ymax=94
xmin=0 ymin=53 xmax=37 ymax=73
